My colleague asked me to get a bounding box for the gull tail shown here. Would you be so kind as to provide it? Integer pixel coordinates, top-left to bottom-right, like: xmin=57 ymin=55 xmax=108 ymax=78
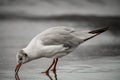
xmin=88 ymin=27 xmax=109 ymax=34
xmin=84 ymin=27 xmax=109 ymax=41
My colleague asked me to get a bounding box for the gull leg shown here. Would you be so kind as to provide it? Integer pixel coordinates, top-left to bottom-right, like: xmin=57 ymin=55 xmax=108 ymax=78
xmin=42 ymin=59 xmax=55 ymax=75
xmin=51 ymin=58 xmax=58 ymax=73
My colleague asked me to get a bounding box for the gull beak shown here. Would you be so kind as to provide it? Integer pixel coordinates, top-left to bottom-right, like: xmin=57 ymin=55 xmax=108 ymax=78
xmin=15 ymin=62 xmax=22 ymax=74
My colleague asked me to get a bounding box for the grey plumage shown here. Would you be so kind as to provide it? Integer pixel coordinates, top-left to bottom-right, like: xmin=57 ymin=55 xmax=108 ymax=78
xmin=37 ymin=26 xmax=109 ymax=49
xmin=39 ymin=27 xmax=83 ymax=48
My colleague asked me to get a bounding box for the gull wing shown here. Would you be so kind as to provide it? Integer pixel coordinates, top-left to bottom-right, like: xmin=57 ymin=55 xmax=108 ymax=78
xmin=37 ymin=27 xmax=108 ymax=47
xmin=38 ymin=27 xmax=83 ymax=47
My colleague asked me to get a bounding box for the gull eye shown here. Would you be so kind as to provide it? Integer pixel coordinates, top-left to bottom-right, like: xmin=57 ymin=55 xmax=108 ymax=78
xmin=19 ymin=57 xmax=22 ymax=60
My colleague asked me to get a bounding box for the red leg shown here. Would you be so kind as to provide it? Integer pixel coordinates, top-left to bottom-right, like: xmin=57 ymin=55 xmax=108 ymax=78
xmin=51 ymin=58 xmax=58 ymax=73
xmin=41 ymin=59 xmax=55 ymax=75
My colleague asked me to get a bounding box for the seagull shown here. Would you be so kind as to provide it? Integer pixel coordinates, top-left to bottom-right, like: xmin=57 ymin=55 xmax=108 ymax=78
xmin=15 ymin=26 xmax=109 ymax=75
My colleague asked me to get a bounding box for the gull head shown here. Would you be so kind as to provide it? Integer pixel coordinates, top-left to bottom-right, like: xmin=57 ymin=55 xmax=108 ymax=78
xmin=16 ymin=50 xmax=29 ymax=64
xmin=15 ymin=50 xmax=29 ymax=74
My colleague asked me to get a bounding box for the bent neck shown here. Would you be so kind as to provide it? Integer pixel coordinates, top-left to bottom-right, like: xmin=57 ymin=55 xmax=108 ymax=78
xmin=22 ymin=47 xmax=44 ymax=63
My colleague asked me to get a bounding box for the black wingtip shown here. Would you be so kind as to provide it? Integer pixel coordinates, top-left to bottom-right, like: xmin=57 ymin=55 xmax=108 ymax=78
xmin=89 ymin=27 xmax=110 ymax=34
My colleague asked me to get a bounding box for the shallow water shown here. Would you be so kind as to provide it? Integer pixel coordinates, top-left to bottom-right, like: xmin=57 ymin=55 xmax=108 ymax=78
xmin=1 ymin=56 xmax=120 ymax=80
xmin=0 ymin=20 xmax=120 ymax=80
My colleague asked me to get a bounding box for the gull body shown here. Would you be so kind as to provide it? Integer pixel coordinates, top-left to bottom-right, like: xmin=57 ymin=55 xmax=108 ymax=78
xmin=15 ymin=26 xmax=109 ymax=75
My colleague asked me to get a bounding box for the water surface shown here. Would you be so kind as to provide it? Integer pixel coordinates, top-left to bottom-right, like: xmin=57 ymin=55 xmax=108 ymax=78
xmin=0 ymin=20 xmax=120 ymax=80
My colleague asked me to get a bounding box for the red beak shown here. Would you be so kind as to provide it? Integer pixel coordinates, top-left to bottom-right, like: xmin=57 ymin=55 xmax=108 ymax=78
xmin=15 ymin=63 xmax=22 ymax=74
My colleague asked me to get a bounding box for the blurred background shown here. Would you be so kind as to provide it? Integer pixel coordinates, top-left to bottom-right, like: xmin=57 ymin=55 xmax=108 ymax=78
xmin=0 ymin=0 xmax=120 ymax=80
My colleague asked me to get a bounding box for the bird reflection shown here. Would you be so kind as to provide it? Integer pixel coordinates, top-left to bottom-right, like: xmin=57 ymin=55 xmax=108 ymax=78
xmin=15 ymin=73 xmax=20 ymax=80
xmin=15 ymin=71 xmax=58 ymax=80
xmin=44 ymin=72 xmax=58 ymax=80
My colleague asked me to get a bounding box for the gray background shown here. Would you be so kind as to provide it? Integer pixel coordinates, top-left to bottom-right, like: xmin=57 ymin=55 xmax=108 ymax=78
xmin=0 ymin=0 xmax=120 ymax=80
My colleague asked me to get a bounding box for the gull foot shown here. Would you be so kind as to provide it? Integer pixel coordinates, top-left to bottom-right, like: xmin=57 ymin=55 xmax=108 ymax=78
xmin=51 ymin=69 xmax=56 ymax=73
xmin=41 ymin=71 xmax=49 ymax=75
